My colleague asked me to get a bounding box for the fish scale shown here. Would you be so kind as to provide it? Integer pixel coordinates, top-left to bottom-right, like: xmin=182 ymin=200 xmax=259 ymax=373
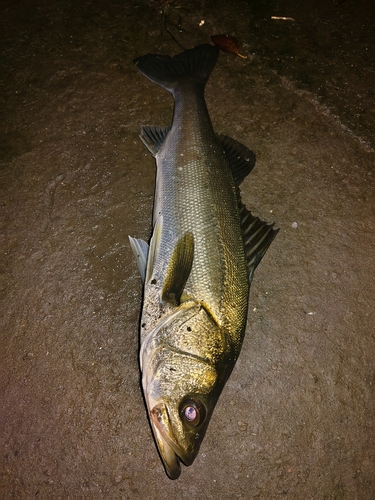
xmin=153 ymin=88 xmax=248 ymax=332
xmin=129 ymin=44 xmax=278 ymax=479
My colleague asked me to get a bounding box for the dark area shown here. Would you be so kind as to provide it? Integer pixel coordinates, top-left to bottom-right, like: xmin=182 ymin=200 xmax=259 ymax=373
xmin=1 ymin=0 xmax=374 ymax=498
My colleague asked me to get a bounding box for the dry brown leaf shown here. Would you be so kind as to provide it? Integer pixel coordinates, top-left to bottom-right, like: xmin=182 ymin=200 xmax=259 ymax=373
xmin=211 ymin=34 xmax=247 ymax=59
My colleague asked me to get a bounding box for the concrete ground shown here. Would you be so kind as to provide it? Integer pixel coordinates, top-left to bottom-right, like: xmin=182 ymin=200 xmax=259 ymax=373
xmin=1 ymin=0 xmax=374 ymax=498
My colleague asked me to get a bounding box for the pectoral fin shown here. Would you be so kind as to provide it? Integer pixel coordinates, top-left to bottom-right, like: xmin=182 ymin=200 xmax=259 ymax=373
xmin=128 ymin=236 xmax=149 ymax=283
xmin=162 ymin=232 xmax=194 ymax=305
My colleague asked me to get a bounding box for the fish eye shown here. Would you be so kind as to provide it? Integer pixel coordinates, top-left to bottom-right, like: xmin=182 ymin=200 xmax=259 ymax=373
xmin=180 ymin=398 xmax=206 ymax=427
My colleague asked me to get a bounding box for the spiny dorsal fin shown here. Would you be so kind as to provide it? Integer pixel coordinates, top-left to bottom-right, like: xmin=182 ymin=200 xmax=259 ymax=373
xmin=128 ymin=236 xmax=149 ymax=283
xmin=220 ymin=134 xmax=256 ymax=185
xmin=238 ymin=192 xmax=279 ymax=282
xmin=162 ymin=232 xmax=194 ymax=305
xmin=140 ymin=126 xmax=170 ymax=157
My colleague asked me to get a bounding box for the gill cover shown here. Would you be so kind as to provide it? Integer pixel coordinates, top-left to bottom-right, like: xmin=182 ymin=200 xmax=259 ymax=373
xmin=140 ymin=300 xmax=226 ymax=479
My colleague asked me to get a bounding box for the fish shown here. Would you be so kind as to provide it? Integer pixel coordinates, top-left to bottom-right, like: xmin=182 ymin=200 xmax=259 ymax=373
xmin=129 ymin=44 xmax=278 ymax=479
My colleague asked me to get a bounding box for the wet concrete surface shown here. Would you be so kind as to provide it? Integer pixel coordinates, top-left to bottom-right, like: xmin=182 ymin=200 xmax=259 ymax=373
xmin=1 ymin=0 xmax=375 ymax=498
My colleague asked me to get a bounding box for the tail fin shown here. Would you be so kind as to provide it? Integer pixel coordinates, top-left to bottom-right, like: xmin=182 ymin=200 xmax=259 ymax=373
xmin=133 ymin=44 xmax=220 ymax=93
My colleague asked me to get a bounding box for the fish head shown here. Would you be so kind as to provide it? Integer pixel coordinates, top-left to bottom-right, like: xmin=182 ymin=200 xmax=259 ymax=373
xmin=140 ymin=301 xmax=228 ymax=479
xmin=146 ymin=363 xmax=218 ymax=479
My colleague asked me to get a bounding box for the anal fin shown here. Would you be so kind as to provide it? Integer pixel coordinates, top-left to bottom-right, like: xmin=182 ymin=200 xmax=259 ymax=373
xmin=140 ymin=126 xmax=170 ymax=157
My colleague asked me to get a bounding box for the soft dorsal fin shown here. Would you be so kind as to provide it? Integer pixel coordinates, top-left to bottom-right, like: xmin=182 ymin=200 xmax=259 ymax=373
xmin=237 ymin=192 xmax=279 ymax=282
xmin=220 ymin=134 xmax=256 ymax=185
xmin=128 ymin=236 xmax=149 ymax=283
xmin=162 ymin=232 xmax=194 ymax=305
xmin=140 ymin=126 xmax=171 ymax=157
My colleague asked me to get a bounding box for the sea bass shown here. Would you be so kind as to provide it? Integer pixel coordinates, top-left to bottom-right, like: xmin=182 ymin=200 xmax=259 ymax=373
xmin=129 ymin=44 xmax=278 ymax=479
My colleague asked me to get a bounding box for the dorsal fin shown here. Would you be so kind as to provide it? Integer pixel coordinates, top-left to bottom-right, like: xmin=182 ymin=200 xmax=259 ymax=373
xmin=140 ymin=126 xmax=171 ymax=157
xmin=237 ymin=190 xmax=279 ymax=282
xmin=162 ymin=232 xmax=194 ymax=305
xmin=220 ymin=134 xmax=256 ymax=185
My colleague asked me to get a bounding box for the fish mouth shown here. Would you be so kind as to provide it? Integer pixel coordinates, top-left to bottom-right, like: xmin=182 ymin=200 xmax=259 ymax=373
xmin=150 ymin=403 xmax=194 ymax=480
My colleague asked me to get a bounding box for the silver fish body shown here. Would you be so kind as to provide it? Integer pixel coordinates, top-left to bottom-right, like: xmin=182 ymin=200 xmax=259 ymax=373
xmin=130 ymin=44 xmax=278 ymax=479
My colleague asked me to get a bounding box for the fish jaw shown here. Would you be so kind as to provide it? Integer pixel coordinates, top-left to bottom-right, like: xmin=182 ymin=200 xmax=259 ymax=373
xmin=142 ymin=359 xmax=216 ymax=479
xmin=149 ymin=403 xmax=185 ymax=479
xmin=140 ymin=303 xmax=226 ymax=478
xmin=148 ymin=399 xmax=210 ymax=479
